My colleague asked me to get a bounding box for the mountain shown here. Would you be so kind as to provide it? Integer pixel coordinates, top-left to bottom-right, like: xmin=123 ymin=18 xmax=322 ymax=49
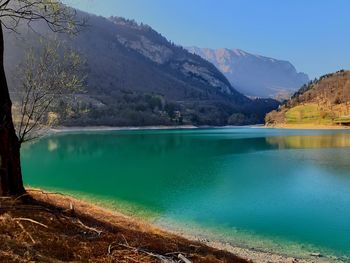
xmin=5 ymin=11 xmax=278 ymax=126
xmin=4 ymin=13 xmax=279 ymax=127
xmin=265 ymin=70 xmax=350 ymax=127
xmin=187 ymin=47 xmax=309 ymax=100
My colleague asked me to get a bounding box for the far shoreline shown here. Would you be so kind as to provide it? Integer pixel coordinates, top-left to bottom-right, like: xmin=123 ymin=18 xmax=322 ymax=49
xmin=50 ymin=125 xmax=199 ymax=133
xmin=49 ymin=124 xmax=350 ymax=134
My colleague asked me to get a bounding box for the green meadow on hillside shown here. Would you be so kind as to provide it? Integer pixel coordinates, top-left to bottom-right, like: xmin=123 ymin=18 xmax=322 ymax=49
xmin=266 ymin=70 xmax=350 ymax=127
xmin=285 ymin=104 xmax=334 ymax=125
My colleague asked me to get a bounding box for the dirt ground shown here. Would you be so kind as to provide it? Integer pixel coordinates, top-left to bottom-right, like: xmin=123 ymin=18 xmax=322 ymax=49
xmin=0 ymin=189 xmax=249 ymax=263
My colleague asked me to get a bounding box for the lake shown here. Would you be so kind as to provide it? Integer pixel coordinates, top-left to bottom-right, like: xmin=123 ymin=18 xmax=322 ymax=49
xmin=21 ymin=128 xmax=350 ymax=260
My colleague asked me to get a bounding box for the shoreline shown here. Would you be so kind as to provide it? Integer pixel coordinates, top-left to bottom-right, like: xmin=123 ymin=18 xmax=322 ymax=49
xmin=2 ymin=188 xmax=246 ymax=263
xmin=159 ymin=222 xmax=345 ymax=263
xmin=27 ymin=188 xmax=346 ymax=263
xmin=49 ymin=124 xmax=350 ymax=134
xmin=50 ymin=125 xmax=199 ymax=133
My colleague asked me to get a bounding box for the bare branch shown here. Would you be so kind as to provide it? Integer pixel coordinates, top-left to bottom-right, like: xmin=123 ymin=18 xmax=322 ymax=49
xmin=0 ymin=0 xmax=86 ymax=35
xmin=13 ymin=39 xmax=85 ymax=143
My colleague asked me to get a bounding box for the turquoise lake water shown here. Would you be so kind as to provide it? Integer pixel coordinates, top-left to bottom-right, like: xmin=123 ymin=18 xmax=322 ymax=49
xmin=21 ymin=128 xmax=350 ymax=260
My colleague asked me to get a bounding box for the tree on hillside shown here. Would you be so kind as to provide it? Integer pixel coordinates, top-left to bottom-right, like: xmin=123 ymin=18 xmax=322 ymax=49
xmin=0 ymin=0 xmax=84 ymax=196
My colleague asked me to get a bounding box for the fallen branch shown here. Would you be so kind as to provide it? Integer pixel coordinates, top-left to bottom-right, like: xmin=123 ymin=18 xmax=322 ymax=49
xmin=108 ymin=242 xmax=116 ymax=255
xmin=13 ymin=217 xmax=48 ymax=229
xmin=27 ymin=189 xmax=77 ymax=215
xmin=116 ymin=243 xmax=177 ymax=263
xmin=178 ymin=253 xmax=192 ymax=263
xmin=15 ymin=221 xmax=36 ymax=244
xmin=76 ymin=219 xmax=102 ymax=235
xmin=165 ymin=251 xmax=187 ymax=256
xmin=108 ymin=234 xmax=130 ymax=254
xmin=121 ymin=234 xmax=129 ymax=246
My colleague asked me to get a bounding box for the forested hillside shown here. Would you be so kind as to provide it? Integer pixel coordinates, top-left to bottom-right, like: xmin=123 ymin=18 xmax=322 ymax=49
xmin=5 ymin=11 xmax=278 ymax=126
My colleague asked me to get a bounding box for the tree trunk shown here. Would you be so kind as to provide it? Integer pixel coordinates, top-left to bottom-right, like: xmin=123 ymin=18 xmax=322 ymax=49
xmin=0 ymin=23 xmax=25 ymax=196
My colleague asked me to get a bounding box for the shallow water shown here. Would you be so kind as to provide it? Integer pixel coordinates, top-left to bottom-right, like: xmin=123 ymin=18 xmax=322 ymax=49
xmin=21 ymin=128 xmax=350 ymax=259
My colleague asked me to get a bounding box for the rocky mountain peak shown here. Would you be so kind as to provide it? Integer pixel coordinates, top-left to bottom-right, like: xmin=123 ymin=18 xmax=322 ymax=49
xmin=187 ymin=46 xmax=309 ymax=100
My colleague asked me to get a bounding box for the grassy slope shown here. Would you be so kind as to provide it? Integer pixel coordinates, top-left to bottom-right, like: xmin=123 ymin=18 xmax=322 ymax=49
xmin=285 ymin=104 xmax=334 ymax=125
xmin=265 ymin=70 xmax=350 ymax=127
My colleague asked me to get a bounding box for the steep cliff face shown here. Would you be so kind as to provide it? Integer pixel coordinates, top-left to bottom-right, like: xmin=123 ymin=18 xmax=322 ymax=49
xmin=187 ymin=47 xmax=309 ymax=99
xmin=4 ymin=13 xmax=278 ymax=126
xmin=265 ymin=70 xmax=350 ymax=127
xmin=106 ymin=17 xmax=240 ymax=98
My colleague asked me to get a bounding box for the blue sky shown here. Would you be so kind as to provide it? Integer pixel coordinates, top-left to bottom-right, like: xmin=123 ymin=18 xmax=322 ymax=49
xmin=63 ymin=0 xmax=350 ymax=79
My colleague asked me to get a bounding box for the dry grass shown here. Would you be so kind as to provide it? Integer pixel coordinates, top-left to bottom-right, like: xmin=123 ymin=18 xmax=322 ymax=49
xmin=265 ymin=70 xmax=350 ymax=127
xmin=0 ymin=189 xmax=248 ymax=263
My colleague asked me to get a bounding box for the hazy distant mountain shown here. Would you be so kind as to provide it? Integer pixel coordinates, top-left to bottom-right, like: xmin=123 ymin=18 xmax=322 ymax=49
xmin=4 ymin=12 xmax=279 ymax=126
xmin=187 ymin=47 xmax=309 ymax=100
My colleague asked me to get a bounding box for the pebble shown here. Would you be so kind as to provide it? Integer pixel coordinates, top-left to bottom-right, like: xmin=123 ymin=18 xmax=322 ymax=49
xmin=285 ymin=257 xmax=298 ymax=263
xmin=310 ymin=252 xmax=322 ymax=257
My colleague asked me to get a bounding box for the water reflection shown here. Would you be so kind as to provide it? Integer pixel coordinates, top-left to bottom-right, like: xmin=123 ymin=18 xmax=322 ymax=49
xmin=266 ymin=133 xmax=350 ymax=149
xmin=47 ymin=139 xmax=58 ymax=152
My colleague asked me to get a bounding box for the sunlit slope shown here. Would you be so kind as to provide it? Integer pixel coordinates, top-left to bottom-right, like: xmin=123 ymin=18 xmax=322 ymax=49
xmin=266 ymin=70 xmax=350 ymax=127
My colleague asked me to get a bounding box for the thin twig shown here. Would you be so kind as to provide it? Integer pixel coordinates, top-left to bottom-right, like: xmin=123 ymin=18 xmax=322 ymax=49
xmin=108 ymin=242 xmax=116 ymax=255
xmin=165 ymin=251 xmax=187 ymax=256
xmin=121 ymin=234 xmax=129 ymax=246
xmin=76 ymin=219 xmax=102 ymax=235
xmin=178 ymin=254 xmax=192 ymax=263
xmin=108 ymin=235 xmax=129 ymax=255
xmin=15 ymin=221 xmax=36 ymax=244
xmin=13 ymin=217 xmax=48 ymax=229
xmin=117 ymin=243 xmax=177 ymax=263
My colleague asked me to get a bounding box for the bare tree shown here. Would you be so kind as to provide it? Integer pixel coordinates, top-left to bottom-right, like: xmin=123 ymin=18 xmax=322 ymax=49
xmin=0 ymin=0 xmax=85 ymax=196
xmin=13 ymin=40 xmax=84 ymax=143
